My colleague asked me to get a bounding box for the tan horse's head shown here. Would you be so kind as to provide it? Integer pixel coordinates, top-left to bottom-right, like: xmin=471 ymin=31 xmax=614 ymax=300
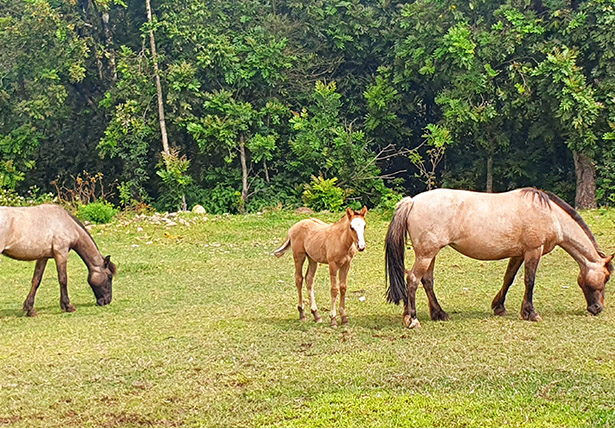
xmin=346 ymin=206 xmax=368 ymax=252
xmin=88 ymin=255 xmax=117 ymax=306
xmin=579 ymin=253 xmax=614 ymax=315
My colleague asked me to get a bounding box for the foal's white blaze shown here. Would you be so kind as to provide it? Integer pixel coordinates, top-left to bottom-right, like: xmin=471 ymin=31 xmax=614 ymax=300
xmin=351 ymin=217 xmax=367 ymax=251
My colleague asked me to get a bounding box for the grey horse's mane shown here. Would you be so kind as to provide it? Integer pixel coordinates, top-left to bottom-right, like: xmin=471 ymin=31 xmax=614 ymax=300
xmin=66 ymin=210 xmax=100 ymax=251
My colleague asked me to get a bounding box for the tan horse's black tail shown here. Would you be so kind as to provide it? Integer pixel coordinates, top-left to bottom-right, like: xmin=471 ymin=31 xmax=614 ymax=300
xmin=385 ymin=197 xmax=414 ymax=305
xmin=274 ymin=238 xmax=291 ymax=258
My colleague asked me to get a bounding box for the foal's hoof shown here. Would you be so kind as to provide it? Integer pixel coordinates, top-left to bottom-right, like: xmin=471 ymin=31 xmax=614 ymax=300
xmin=493 ymin=305 xmax=507 ymax=316
xmin=330 ymin=317 xmax=338 ymax=328
xmin=403 ymin=315 xmax=421 ymax=329
xmin=298 ymin=306 xmax=306 ymax=322
xmin=312 ymin=310 xmax=322 ymax=323
xmin=25 ymin=309 xmax=37 ymax=317
xmin=341 ymin=315 xmax=349 ymax=325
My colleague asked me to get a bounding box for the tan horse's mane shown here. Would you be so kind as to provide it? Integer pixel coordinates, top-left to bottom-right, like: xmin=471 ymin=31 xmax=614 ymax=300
xmin=521 ymin=188 xmax=612 ymax=273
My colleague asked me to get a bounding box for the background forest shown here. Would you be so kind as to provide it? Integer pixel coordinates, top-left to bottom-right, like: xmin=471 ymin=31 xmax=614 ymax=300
xmin=2 ymin=0 xmax=615 ymax=214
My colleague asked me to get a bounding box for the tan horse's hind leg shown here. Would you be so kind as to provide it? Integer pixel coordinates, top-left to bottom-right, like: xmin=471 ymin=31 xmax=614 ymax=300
xmin=403 ymin=255 xmax=435 ymax=329
xmin=23 ymin=258 xmax=48 ymax=317
xmin=521 ymin=247 xmax=543 ymax=322
xmin=491 ymin=256 xmax=524 ymax=316
xmin=54 ymin=250 xmax=76 ymax=313
xmin=305 ymin=258 xmax=321 ymax=322
xmin=421 ymin=257 xmax=449 ymax=321
xmin=338 ymin=262 xmax=351 ymax=325
xmin=293 ymin=252 xmax=307 ymax=321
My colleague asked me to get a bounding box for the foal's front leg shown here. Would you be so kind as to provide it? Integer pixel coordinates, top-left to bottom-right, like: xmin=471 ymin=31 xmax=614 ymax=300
xmin=23 ymin=258 xmax=48 ymax=317
xmin=329 ymin=262 xmax=340 ymax=327
xmin=54 ymin=252 xmax=76 ymax=313
xmin=338 ymin=262 xmax=351 ymax=325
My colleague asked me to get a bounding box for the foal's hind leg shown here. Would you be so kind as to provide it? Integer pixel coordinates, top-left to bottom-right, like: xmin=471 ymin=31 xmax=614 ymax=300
xmin=421 ymin=258 xmax=449 ymax=321
xmin=305 ymin=258 xmax=321 ymax=322
xmin=23 ymin=258 xmax=48 ymax=317
xmin=293 ymin=253 xmax=307 ymax=321
xmin=491 ymin=256 xmax=523 ymax=316
xmin=54 ymin=251 xmax=76 ymax=313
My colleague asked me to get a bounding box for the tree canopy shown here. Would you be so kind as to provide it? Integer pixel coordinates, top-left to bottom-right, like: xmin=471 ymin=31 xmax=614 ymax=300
xmin=2 ymin=0 xmax=615 ymax=212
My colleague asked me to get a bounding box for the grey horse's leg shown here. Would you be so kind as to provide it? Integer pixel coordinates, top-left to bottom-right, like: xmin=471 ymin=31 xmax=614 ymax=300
xmin=23 ymin=258 xmax=48 ymax=317
xmin=54 ymin=251 xmax=76 ymax=312
xmin=491 ymin=256 xmax=524 ymax=316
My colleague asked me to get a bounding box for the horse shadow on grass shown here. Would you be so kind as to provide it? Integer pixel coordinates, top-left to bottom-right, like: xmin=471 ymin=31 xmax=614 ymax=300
xmin=0 ymin=301 xmax=100 ymax=318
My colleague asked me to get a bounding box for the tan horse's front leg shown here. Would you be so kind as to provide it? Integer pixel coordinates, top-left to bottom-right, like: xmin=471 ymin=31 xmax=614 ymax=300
xmin=329 ymin=263 xmax=340 ymax=327
xmin=23 ymin=258 xmax=48 ymax=317
xmin=338 ymin=262 xmax=351 ymax=325
xmin=521 ymin=248 xmax=543 ymax=322
xmin=54 ymin=251 xmax=76 ymax=313
xmin=305 ymin=258 xmax=321 ymax=322
xmin=491 ymin=256 xmax=523 ymax=316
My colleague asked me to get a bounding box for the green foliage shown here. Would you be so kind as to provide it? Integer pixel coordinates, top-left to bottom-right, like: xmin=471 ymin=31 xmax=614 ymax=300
xmin=76 ymin=201 xmax=118 ymax=224
xmin=156 ymin=148 xmax=192 ymax=211
xmin=302 ymin=175 xmax=347 ymax=212
xmin=0 ymin=186 xmax=55 ymax=207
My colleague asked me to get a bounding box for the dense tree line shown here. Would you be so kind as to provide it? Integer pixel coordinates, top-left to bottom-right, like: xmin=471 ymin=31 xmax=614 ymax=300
xmin=2 ymin=0 xmax=615 ymax=213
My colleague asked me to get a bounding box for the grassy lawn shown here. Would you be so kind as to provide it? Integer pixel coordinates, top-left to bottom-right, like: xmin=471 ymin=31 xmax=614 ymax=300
xmin=1 ymin=208 xmax=615 ymax=427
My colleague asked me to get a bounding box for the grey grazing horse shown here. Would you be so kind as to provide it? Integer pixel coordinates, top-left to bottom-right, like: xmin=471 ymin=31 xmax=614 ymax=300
xmin=0 ymin=204 xmax=116 ymax=316
xmin=385 ymin=188 xmax=613 ymax=328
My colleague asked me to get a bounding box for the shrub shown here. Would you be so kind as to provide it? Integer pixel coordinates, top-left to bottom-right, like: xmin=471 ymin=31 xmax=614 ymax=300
xmin=302 ymin=176 xmax=348 ymax=212
xmin=77 ymin=201 xmax=118 ymax=224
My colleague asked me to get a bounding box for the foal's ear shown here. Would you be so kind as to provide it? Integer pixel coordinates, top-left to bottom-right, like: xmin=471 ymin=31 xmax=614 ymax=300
xmin=359 ymin=205 xmax=368 ymax=216
xmin=346 ymin=207 xmax=354 ymax=219
xmin=605 ymin=253 xmax=614 ymax=265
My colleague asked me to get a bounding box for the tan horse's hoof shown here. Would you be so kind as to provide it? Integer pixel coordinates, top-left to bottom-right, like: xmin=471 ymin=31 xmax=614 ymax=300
xmin=529 ymin=313 xmax=542 ymax=322
xmin=63 ymin=304 xmax=76 ymax=313
xmin=341 ymin=315 xmax=349 ymax=325
xmin=403 ymin=315 xmax=421 ymax=329
xmin=493 ymin=305 xmax=507 ymax=316
xmin=25 ymin=309 xmax=37 ymax=317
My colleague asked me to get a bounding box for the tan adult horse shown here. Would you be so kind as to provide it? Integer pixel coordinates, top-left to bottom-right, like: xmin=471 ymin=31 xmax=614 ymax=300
xmin=0 ymin=204 xmax=117 ymax=316
xmin=275 ymin=207 xmax=368 ymax=327
xmin=385 ymin=188 xmax=613 ymax=328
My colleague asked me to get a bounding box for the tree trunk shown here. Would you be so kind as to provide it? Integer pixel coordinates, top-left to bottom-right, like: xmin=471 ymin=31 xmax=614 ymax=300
xmin=239 ymin=135 xmax=249 ymax=209
xmin=486 ymin=155 xmax=493 ymax=193
xmin=573 ymin=151 xmax=597 ymax=209
xmin=145 ymin=0 xmax=170 ymax=156
xmin=101 ymin=12 xmax=117 ymax=82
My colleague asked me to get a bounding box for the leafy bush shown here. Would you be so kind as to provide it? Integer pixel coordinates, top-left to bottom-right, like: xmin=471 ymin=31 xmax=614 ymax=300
xmin=77 ymin=201 xmax=118 ymax=224
xmin=302 ymin=176 xmax=348 ymax=212
xmin=0 ymin=186 xmax=55 ymax=207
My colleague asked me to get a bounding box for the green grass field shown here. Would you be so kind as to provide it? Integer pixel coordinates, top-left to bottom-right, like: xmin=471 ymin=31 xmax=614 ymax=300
xmin=1 ymin=208 xmax=615 ymax=427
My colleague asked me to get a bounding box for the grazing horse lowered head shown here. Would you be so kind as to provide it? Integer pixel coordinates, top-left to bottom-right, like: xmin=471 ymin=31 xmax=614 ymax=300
xmin=0 ymin=204 xmax=117 ymax=316
xmin=274 ymin=206 xmax=368 ymax=327
xmin=384 ymin=188 xmax=613 ymax=329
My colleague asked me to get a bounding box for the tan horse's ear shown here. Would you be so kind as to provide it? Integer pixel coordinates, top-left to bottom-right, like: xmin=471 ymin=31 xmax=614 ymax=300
xmin=359 ymin=205 xmax=368 ymax=216
xmin=346 ymin=207 xmax=354 ymax=219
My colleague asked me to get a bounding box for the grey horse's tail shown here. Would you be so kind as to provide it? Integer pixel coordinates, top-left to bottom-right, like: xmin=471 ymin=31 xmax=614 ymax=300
xmin=385 ymin=197 xmax=414 ymax=305
xmin=273 ymin=238 xmax=291 ymax=258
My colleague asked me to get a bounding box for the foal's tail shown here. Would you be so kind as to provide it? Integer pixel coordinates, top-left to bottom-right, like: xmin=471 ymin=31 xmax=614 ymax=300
xmin=274 ymin=238 xmax=291 ymax=258
xmin=385 ymin=196 xmax=414 ymax=305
